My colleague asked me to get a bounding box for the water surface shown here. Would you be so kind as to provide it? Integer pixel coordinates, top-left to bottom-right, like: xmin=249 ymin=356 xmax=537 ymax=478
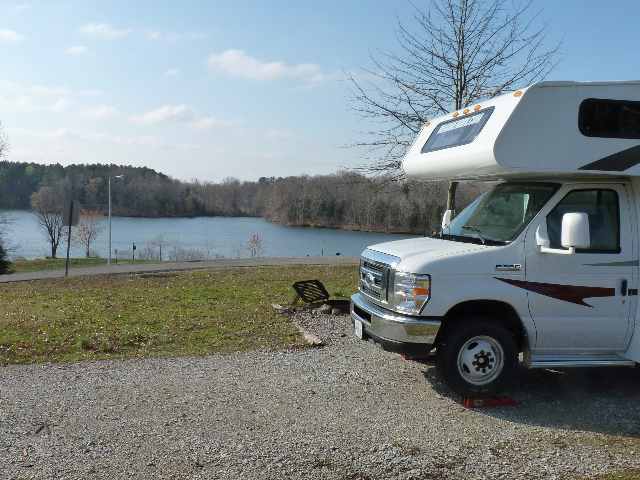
xmin=1 ymin=210 xmax=419 ymax=260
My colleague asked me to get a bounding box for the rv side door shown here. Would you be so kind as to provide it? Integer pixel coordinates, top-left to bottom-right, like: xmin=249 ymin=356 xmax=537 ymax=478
xmin=524 ymin=184 xmax=635 ymax=354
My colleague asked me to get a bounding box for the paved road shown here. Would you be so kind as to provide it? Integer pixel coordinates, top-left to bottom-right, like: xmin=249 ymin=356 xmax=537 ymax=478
xmin=0 ymin=256 xmax=359 ymax=283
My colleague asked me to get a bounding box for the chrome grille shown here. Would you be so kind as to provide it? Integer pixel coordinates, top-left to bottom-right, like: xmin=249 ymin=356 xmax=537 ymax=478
xmin=358 ymin=249 xmax=400 ymax=304
xmin=359 ymin=259 xmax=389 ymax=301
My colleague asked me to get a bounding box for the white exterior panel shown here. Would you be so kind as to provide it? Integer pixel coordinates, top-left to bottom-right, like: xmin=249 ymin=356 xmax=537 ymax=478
xmin=403 ymin=81 xmax=640 ymax=181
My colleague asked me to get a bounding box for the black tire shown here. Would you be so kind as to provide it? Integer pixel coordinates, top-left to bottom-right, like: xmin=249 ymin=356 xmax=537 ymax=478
xmin=436 ymin=319 xmax=518 ymax=397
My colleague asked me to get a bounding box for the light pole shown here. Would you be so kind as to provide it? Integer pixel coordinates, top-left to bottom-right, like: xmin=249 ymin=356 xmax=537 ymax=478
xmin=107 ymin=175 xmax=124 ymax=265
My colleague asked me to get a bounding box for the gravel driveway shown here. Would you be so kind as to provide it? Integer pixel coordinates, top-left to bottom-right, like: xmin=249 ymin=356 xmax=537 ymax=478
xmin=1 ymin=313 xmax=640 ymax=480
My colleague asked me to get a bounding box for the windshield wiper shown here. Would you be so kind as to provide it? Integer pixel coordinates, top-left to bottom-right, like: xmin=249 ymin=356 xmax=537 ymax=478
xmin=461 ymin=225 xmax=486 ymax=245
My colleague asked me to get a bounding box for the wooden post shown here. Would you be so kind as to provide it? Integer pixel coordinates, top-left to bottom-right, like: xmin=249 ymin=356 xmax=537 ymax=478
xmin=446 ymin=181 xmax=458 ymax=215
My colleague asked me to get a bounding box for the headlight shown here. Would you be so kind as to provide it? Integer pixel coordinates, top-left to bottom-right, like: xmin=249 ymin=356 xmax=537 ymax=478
xmin=391 ymin=272 xmax=431 ymax=314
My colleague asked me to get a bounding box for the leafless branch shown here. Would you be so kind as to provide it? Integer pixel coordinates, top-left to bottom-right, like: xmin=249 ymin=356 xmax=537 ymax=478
xmin=0 ymin=122 xmax=8 ymax=160
xmin=349 ymin=0 xmax=560 ymax=176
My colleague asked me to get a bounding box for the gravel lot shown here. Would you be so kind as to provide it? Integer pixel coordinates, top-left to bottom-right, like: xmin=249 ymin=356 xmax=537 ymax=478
xmin=1 ymin=312 xmax=640 ymax=480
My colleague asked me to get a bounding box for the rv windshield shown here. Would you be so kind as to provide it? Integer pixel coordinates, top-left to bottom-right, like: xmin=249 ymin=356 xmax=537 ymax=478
xmin=442 ymin=183 xmax=558 ymax=245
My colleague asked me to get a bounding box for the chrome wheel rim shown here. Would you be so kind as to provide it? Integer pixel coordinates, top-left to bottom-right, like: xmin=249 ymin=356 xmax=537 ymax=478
xmin=456 ymin=335 xmax=504 ymax=386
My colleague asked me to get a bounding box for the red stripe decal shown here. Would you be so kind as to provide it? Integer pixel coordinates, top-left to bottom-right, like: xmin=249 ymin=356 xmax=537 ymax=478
xmin=495 ymin=277 xmax=615 ymax=307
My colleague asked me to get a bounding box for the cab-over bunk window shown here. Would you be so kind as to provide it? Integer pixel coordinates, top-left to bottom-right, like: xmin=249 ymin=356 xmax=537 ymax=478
xmin=422 ymin=107 xmax=494 ymax=153
xmin=579 ymin=98 xmax=640 ymax=138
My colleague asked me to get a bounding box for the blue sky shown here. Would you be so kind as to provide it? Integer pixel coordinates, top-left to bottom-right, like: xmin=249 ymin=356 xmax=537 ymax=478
xmin=0 ymin=0 xmax=639 ymax=181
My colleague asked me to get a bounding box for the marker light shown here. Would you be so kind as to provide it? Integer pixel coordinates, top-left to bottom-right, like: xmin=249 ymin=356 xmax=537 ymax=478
xmin=474 ymin=105 xmax=481 ymax=111
xmin=453 ymin=112 xmax=459 ymax=118
xmin=513 ymin=90 xmax=523 ymax=97
xmin=463 ymin=108 xmax=470 ymax=115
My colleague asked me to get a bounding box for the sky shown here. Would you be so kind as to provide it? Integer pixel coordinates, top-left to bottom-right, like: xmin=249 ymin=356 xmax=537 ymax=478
xmin=1 ymin=0 xmax=639 ymax=182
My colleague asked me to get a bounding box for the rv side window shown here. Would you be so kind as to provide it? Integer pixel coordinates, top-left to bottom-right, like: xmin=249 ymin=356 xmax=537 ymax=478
xmin=422 ymin=107 xmax=494 ymax=153
xmin=579 ymin=98 xmax=640 ymax=139
xmin=546 ymin=189 xmax=620 ymax=253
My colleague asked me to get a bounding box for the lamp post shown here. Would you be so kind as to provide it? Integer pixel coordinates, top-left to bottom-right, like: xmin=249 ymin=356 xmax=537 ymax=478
xmin=107 ymin=175 xmax=124 ymax=265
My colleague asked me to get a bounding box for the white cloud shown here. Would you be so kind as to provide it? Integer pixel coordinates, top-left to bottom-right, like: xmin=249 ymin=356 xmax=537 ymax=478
xmin=264 ymin=128 xmax=294 ymax=142
xmin=145 ymin=30 xmax=207 ymax=42
xmin=145 ymin=30 xmax=162 ymax=41
xmin=82 ymin=105 xmax=119 ymax=120
xmin=207 ymin=49 xmax=329 ymax=85
xmin=65 ymin=45 xmax=88 ymax=56
xmin=190 ymin=116 xmax=232 ymax=130
xmin=0 ymin=81 xmax=102 ymax=114
xmin=8 ymin=127 xmax=200 ymax=152
xmin=0 ymin=29 xmax=23 ymax=43
xmin=164 ymin=68 xmax=180 ymax=78
xmin=131 ymin=104 xmax=195 ymax=125
xmin=130 ymin=104 xmax=231 ymax=131
xmin=50 ymin=98 xmax=71 ymax=113
xmin=77 ymin=88 xmax=104 ymax=97
xmin=80 ymin=23 xmax=131 ymax=40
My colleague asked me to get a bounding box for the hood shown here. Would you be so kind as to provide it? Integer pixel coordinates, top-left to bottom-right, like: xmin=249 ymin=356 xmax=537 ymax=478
xmin=368 ymin=237 xmax=486 ymax=261
xmin=367 ymin=237 xmax=521 ymax=275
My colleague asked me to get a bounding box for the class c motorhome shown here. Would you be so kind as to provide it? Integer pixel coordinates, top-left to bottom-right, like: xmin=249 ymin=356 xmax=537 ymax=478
xmin=351 ymin=81 xmax=640 ymax=395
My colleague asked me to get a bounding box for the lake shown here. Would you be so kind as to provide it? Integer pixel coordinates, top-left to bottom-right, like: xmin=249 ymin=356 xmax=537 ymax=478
xmin=0 ymin=209 xmax=419 ymax=260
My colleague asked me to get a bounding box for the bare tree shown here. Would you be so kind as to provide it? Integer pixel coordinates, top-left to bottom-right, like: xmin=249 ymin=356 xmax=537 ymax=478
xmin=350 ymin=0 xmax=559 ymax=176
xmin=0 ymin=122 xmax=11 ymax=263
xmin=0 ymin=121 xmax=8 ymax=160
xmin=0 ymin=201 xmax=11 ymax=274
xmin=74 ymin=209 xmax=104 ymax=258
xmin=31 ymin=185 xmax=65 ymax=258
xmin=246 ymin=232 xmax=264 ymax=258
xmin=149 ymin=235 xmax=171 ymax=261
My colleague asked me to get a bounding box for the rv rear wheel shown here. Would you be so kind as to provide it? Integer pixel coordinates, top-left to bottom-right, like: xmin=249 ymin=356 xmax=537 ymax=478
xmin=436 ymin=319 xmax=517 ymax=396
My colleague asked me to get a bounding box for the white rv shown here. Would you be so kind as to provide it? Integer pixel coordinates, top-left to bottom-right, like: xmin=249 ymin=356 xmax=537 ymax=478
xmin=351 ymin=81 xmax=640 ymax=395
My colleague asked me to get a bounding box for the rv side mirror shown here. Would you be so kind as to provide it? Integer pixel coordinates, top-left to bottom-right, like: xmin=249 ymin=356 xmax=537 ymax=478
xmin=441 ymin=209 xmax=453 ymax=231
xmin=561 ymin=212 xmax=590 ymax=250
xmin=536 ymin=216 xmax=588 ymax=256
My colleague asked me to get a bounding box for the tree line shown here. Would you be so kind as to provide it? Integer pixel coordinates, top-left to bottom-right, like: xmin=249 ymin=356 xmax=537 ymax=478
xmin=0 ymin=161 xmax=483 ymax=236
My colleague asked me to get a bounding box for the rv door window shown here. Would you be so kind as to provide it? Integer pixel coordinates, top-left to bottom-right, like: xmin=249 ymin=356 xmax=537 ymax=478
xmin=546 ymin=189 xmax=620 ymax=253
xmin=422 ymin=107 xmax=494 ymax=153
xmin=579 ymin=98 xmax=640 ymax=139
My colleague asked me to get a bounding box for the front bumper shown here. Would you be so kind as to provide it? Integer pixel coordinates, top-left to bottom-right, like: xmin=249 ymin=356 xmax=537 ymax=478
xmin=350 ymin=292 xmax=441 ymax=355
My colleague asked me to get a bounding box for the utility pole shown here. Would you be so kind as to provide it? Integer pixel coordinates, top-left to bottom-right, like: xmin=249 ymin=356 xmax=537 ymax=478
xmin=108 ymin=176 xmax=112 ymax=265
xmin=107 ymin=175 xmax=124 ymax=265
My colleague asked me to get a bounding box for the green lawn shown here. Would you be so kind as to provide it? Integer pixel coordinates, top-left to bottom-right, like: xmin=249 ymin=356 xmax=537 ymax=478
xmin=10 ymin=257 xmax=152 ymax=273
xmin=0 ymin=265 xmax=358 ymax=364
xmin=592 ymin=472 xmax=640 ymax=480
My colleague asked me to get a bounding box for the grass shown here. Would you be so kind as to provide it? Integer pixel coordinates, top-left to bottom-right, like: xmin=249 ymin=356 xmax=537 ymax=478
xmin=0 ymin=264 xmax=358 ymax=364
xmin=590 ymin=472 xmax=640 ymax=480
xmin=11 ymin=257 xmax=152 ymax=273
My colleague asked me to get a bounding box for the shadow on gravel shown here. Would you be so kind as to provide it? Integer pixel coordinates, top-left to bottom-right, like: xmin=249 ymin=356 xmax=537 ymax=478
xmin=421 ymin=364 xmax=640 ymax=438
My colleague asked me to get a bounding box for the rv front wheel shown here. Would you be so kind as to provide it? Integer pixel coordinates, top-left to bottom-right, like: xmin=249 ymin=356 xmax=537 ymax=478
xmin=436 ymin=319 xmax=517 ymax=396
